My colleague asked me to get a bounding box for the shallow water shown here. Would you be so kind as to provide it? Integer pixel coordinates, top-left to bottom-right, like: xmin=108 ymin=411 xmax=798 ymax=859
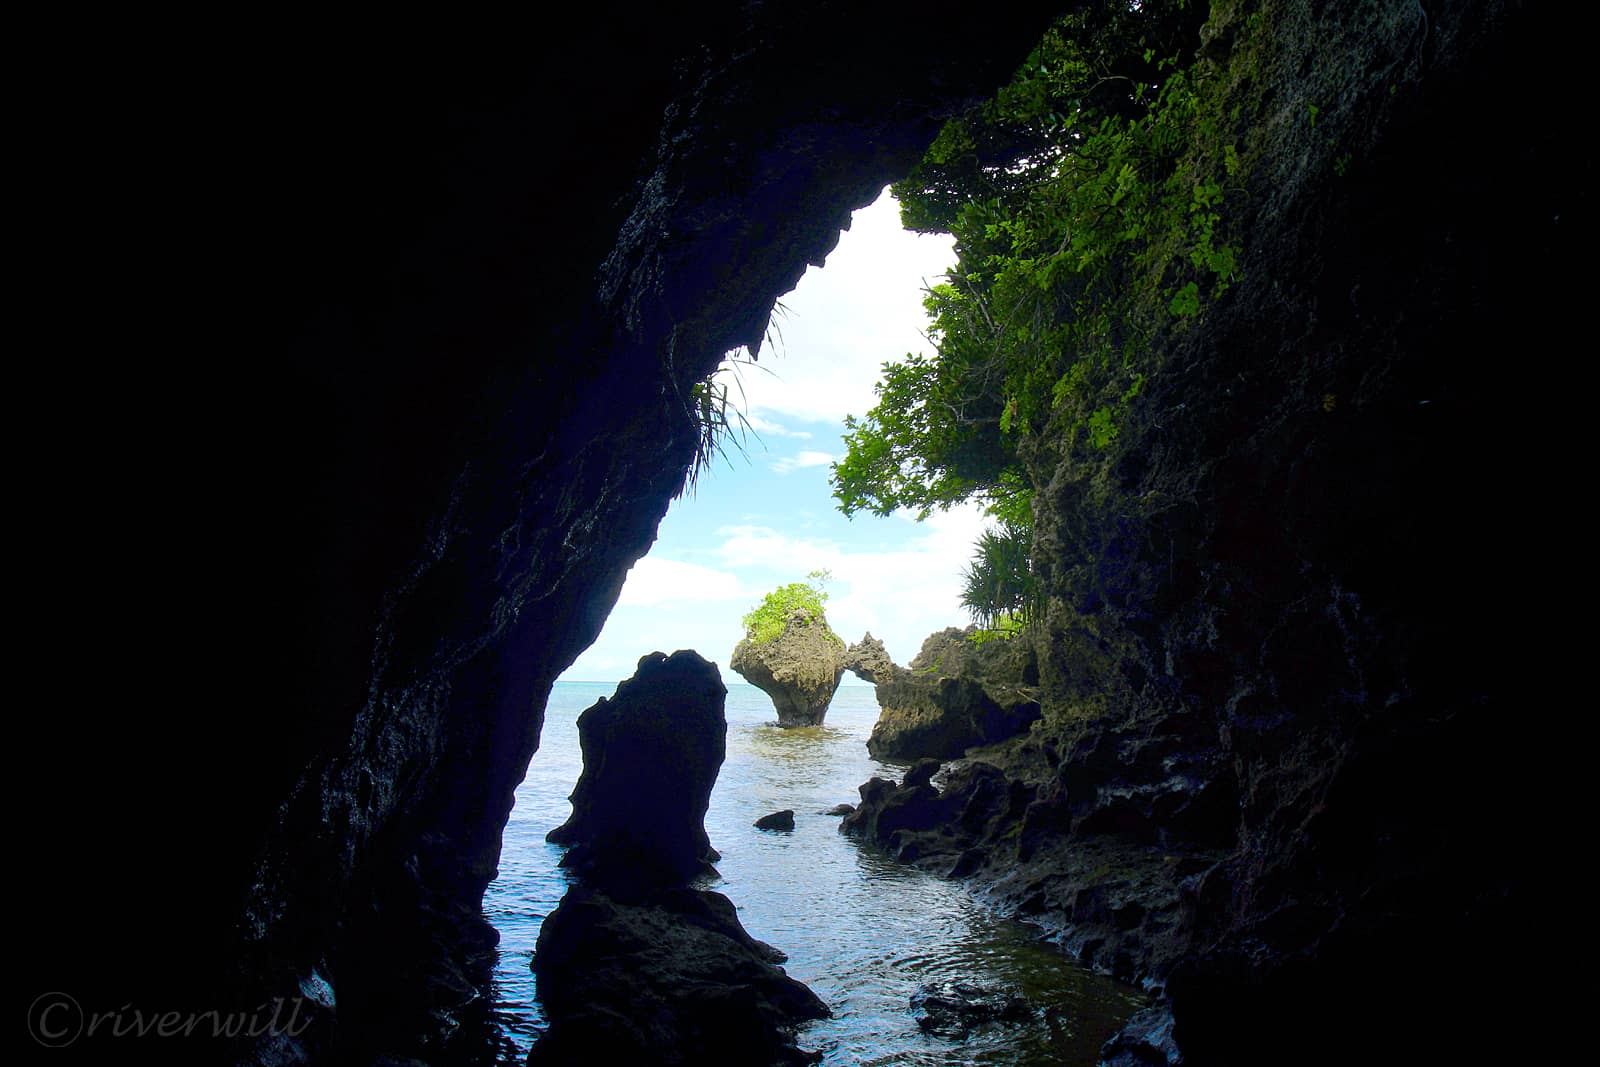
xmin=484 ymin=681 xmax=1142 ymax=1064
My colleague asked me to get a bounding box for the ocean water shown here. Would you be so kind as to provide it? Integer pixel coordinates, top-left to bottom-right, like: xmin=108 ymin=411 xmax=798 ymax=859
xmin=483 ymin=680 xmax=1142 ymax=1065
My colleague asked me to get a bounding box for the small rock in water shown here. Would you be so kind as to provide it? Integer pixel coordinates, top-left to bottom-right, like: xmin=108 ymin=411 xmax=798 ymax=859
xmin=544 ymin=651 xmax=725 ymax=885
xmin=911 ymin=979 xmax=1030 ymax=1037
xmin=822 ymin=803 xmax=855 ymax=816
xmin=755 ymin=809 xmax=796 ymax=831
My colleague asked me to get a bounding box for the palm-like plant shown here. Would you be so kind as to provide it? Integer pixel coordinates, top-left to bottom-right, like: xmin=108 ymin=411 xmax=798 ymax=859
xmin=960 ymin=520 xmax=1036 ymax=630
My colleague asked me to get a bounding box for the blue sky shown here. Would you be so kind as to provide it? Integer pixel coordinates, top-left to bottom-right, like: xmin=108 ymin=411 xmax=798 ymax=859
xmin=559 ymin=188 xmax=995 ymax=686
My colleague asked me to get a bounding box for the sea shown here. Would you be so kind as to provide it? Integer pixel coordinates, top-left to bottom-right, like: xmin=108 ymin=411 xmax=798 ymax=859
xmin=482 ymin=679 xmax=1142 ymax=1065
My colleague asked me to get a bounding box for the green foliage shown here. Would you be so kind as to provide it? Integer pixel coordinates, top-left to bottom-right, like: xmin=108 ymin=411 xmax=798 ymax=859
xmin=833 ymin=0 xmax=1259 ymax=637
xmin=683 ymin=355 xmax=765 ymax=498
xmin=960 ymin=520 xmax=1037 ymax=629
xmin=831 ymin=347 xmax=1012 ymax=519
xmin=862 ymin=0 xmax=1247 ymax=472
xmin=741 ymin=576 xmax=830 ymax=646
xmin=967 ymin=613 xmax=1025 ymax=646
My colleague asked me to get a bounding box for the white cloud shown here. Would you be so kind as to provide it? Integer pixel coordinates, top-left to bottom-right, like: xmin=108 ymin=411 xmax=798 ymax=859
xmin=617 ymin=556 xmax=748 ymax=607
xmin=713 ymin=187 xmax=954 ymax=426
xmin=745 ymin=413 xmax=812 ymax=440
xmin=710 ymin=502 xmax=994 ymax=665
xmin=769 ymin=450 xmax=835 ymax=475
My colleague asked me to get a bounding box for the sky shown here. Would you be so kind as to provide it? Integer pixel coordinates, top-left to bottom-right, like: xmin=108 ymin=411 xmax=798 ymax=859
xmin=558 ymin=187 xmax=995 ymax=686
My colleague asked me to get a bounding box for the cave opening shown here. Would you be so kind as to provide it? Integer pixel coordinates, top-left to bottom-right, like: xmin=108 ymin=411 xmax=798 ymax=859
xmin=482 ymin=188 xmax=1142 ymax=1064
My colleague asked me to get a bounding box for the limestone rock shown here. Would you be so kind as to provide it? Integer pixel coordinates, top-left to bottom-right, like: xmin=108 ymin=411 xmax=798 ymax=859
xmin=843 ymin=632 xmax=896 ymax=684
xmin=531 ymin=885 xmax=829 ymax=1066
xmin=865 ymin=627 xmax=1042 ymax=761
xmin=731 ymin=607 xmax=848 ymax=726
xmin=546 ymin=650 xmax=726 ymax=885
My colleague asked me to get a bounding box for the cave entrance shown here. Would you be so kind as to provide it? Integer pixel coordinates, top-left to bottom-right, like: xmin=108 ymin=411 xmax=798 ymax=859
xmin=560 ymin=185 xmax=986 ymax=688
xmin=483 ymin=186 xmax=1032 ymax=1060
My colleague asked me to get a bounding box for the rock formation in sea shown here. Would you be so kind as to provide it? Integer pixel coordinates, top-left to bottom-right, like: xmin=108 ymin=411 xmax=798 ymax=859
xmin=842 ymin=632 xmax=896 ymax=683
xmin=731 ymin=606 xmax=849 ymax=726
xmin=545 ymin=651 xmax=725 ymax=883
xmin=754 ymin=809 xmax=796 ymax=831
xmin=860 ymin=627 xmax=1042 ymax=761
xmin=532 ymin=887 xmax=829 ymax=1067
xmin=534 ymin=651 xmax=828 ymax=1064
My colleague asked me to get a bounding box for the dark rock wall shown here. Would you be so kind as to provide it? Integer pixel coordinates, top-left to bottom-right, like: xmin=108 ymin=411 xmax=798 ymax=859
xmin=18 ymin=5 xmax=1061 ymax=1064
xmin=840 ymin=2 xmax=1584 ymax=1063
xmin=1011 ymin=0 xmax=1582 ymax=1062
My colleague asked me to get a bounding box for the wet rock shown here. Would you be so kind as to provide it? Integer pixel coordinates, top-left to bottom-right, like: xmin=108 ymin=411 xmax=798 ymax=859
xmin=840 ymin=761 xmax=1014 ymax=865
xmin=1100 ymin=1004 xmax=1180 ymax=1067
xmin=546 ymin=651 xmax=725 ymax=885
xmin=911 ymin=979 xmax=1030 ymax=1037
xmin=754 ymin=810 xmax=796 ymax=831
xmin=731 ymin=608 xmax=848 ymax=726
xmin=948 ymin=847 xmax=989 ymax=879
xmin=822 ymin=803 xmax=855 ymax=816
xmin=536 ymin=652 xmax=830 ymax=1065
xmin=865 ymin=628 xmax=1041 ymax=760
xmin=530 ymin=885 xmax=828 ymax=1066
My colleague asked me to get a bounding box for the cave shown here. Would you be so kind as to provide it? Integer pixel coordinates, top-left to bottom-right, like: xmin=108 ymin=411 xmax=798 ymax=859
xmin=20 ymin=2 xmax=1582 ymax=1065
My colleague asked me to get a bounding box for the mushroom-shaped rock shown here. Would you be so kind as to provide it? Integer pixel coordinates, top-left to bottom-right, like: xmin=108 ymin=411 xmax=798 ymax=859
xmin=731 ymin=606 xmax=848 ymax=726
xmin=546 ymin=650 xmax=726 ymax=886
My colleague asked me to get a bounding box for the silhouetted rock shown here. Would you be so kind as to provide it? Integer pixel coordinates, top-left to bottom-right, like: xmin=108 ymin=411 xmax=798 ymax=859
xmin=536 ymin=653 xmax=829 ymax=1065
xmin=865 ymin=627 xmax=1041 ymax=761
xmin=531 ymin=885 xmax=829 ymax=1066
xmin=755 ymin=809 xmax=796 ymax=831
xmin=546 ymin=651 xmax=725 ymax=885
xmin=731 ymin=607 xmax=847 ymax=726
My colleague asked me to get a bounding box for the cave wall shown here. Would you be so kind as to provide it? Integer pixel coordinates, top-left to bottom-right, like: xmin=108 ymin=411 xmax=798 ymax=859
xmin=1017 ymin=0 xmax=1584 ymax=1062
xmin=16 ymin=4 xmax=1065 ymax=1064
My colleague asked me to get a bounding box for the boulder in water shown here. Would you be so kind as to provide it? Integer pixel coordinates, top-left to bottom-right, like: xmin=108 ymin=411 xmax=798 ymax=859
xmin=531 ymin=885 xmax=829 ymax=1066
xmin=545 ymin=650 xmax=725 ymax=885
xmin=754 ymin=809 xmax=796 ymax=831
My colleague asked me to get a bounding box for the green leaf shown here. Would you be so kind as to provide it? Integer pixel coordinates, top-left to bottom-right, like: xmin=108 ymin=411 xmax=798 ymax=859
xmin=1169 ymin=282 xmax=1201 ymax=318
